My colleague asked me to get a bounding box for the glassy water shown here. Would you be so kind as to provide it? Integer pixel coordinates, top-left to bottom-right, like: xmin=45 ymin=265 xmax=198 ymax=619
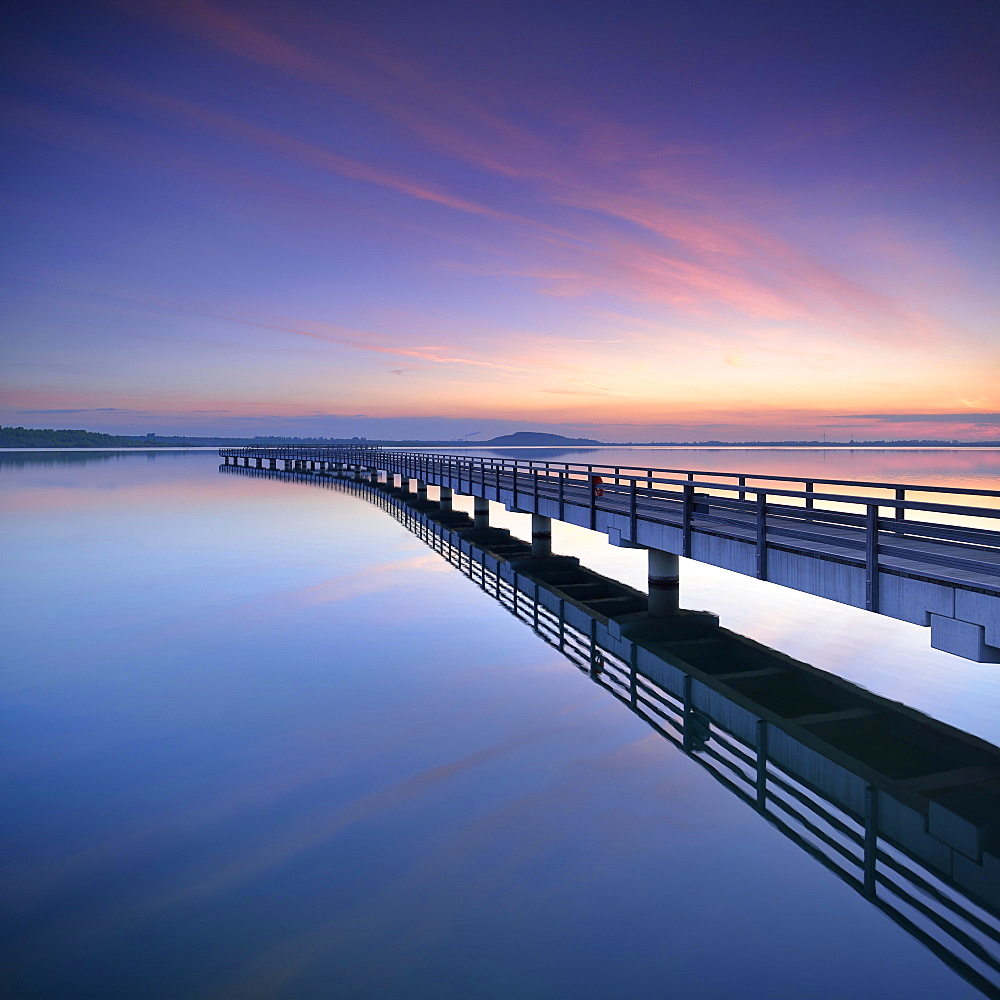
xmin=2 ymin=448 xmax=998 ymax=1000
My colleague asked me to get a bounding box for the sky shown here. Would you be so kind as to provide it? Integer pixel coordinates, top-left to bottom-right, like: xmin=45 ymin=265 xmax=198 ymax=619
xmin=1 ymin=0 xmax=998 ymax=442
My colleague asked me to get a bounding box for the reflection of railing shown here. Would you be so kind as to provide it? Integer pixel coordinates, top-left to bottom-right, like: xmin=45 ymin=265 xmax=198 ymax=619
xmin=222 ymin=461 xmax=1000 ymax=998
xmin=219 ymin=446 xmax=1000 ymax=617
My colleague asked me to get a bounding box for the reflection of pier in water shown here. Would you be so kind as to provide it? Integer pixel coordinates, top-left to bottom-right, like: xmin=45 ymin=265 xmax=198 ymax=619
xmin=224 ymin=462 xmax=1000 ymax=997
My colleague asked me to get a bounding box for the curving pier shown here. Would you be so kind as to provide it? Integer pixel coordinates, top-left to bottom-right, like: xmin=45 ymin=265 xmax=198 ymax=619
xmin=222 ymin=458 xmax=1000 ymax=997
xmin=219 ymin=446 xmax=1000 ymax=662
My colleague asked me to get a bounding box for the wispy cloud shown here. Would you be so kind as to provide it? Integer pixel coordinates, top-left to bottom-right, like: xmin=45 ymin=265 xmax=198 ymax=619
xmin=90 ymin=1 xmax=947 ymax=342
xmin=847 ymin=412 xmax=1000 ymax=424
xmin=17 ymin=407 xmax=137 ymax=414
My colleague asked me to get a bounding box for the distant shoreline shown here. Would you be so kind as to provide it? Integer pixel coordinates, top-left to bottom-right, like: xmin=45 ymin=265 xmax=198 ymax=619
xmin=4 ymin=444 xmax=1000 ymax=452
xmin=2 ymin=425 xmax=998 ymax=450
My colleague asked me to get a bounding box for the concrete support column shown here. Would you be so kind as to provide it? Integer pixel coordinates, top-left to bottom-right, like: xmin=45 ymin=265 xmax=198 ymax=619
xmin=648 ymin=549 xmax=680 ymax=617
xmin=416 ymin=480 xmax=428 ymax=503
xmin=474 ymin=497 xmax=490 ymax=530
xmin=439 ymin=486 xmax=453 ymax=512
xmin=384 ymin=472 xmax=395 ymax=487
xmin=369 ymin=470 xmax=379 ymax=485
xmin=531 ymin=514 xmax=552 ymax=558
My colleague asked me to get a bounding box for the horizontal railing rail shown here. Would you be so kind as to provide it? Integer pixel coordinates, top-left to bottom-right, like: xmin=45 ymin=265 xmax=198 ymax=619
xmin=219 ymin=444 xmax=1000 ymax=511
xmin=220 ymin=446 xmax=1000 ymax=614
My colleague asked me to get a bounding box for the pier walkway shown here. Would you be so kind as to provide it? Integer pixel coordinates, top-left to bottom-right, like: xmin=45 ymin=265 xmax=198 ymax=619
xmin=219 ymin=446 xmax=1000 ymax=662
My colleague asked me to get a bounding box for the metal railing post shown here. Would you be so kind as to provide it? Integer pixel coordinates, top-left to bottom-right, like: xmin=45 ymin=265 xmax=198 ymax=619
xmin=866 ymin=504 xmax=879 ymax=612
xmin=682 ymin=482 xmax=694 ymax=557
xmin=589 ymin=468 xmax=597 ymax=530
xmin=756 ymin=492 xmax=767 ymax=580
xmin=630 ymin=478 xmax=638 ymax=542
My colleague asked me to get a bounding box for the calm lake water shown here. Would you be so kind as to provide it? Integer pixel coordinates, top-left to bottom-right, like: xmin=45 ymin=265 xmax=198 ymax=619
xmin=2 ymin=447 xmax=999 ymax=999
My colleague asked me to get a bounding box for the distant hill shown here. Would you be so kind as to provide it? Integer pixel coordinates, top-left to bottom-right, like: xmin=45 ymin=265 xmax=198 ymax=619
xmin=483 ymin=431 xmax=602 ymax=446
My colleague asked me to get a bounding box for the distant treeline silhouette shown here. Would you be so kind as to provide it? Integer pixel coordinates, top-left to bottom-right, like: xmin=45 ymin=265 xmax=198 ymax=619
xmin=2 ymin=425 xmax=997 ymax=449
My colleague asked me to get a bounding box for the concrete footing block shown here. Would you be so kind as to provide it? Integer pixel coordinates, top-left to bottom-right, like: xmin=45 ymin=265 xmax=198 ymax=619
xmin=930 ymin=614 xmax=1000 ymax=663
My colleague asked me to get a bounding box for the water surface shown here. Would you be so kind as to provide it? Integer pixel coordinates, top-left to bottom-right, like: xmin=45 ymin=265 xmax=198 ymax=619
xmin=2 ymin=448 xmax=998 ymax=999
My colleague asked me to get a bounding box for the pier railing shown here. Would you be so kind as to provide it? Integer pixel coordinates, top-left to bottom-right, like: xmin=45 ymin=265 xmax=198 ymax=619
xmin=219 ymin=446 xmax=1000 ymax=615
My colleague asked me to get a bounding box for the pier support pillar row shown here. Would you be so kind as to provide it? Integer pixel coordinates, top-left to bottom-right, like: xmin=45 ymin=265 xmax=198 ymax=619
xmin=648 ymin=549 xmax=680 ymax=617
xmin=531 ymin=514 xmax=552 ymax=558
xmin=474 ymin=497 xmax=490 ymax=530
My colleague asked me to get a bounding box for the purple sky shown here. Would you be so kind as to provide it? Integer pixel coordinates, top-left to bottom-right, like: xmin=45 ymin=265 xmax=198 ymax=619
xmin=2 ymin=0 xmax=998 ymax=440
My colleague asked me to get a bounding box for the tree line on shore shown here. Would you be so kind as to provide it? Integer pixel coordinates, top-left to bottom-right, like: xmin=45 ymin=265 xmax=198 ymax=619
xmin=2 ymin=425 xmax=996 ymax=449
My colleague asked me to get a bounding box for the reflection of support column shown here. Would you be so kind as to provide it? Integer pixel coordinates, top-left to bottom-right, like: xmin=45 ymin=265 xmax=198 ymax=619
xmin=531 ymin=514 xmax=552 ymax=558
xmin=648 ymin=548 xmax=679 ymax=617
xmin=864 ymin=785 xmax=878 ymax=896
xmin=474 ymin=497 xmax=490 ymax=529
xmin=755 ymin=719 xmax=768 ymax=811
xmin=439 ymin=486 xmax=453 ymax=512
